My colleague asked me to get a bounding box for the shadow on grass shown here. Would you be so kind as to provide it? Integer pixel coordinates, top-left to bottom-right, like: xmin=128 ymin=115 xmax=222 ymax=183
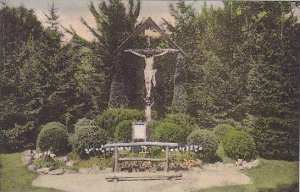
xmin=257 ymin=183 xmax=299 ymax=192
xmin=200 ymin=183 xmax=299 ymax=192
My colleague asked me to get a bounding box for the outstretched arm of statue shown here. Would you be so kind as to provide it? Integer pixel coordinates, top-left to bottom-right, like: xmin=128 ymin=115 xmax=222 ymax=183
xmin=154 ymin=49 xmax=179 ymax=57
xmin=154 ymin=49 xmax=169 ymax=57
xmin=124 ymin=49 xmax=146 ymax=58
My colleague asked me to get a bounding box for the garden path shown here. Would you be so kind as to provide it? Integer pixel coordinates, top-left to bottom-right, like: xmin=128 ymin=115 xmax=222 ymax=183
xmin=32 ymin=163 xmax=251 ymax=192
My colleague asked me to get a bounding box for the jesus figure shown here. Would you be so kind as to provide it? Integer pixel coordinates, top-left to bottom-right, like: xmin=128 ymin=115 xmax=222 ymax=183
xmin=125 ymin=48 xmax=178 ymax=98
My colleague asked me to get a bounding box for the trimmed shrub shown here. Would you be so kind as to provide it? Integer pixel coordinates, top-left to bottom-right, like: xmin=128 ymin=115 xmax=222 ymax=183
xmin=187 ymin=129 xmax=218 ymax=161
xmin=213 ymin=123 xmax=236 ymax=141
xmin=73 ymin=125 xmax=108 ymax=158
xmin=163 ymin=113 xmax=200 ymax=141
xmin=74 ymin=118 xmax=95 ymax=132
xmin=153 ymin=122 xmax=185 ymax=143
xmin=36 ymin=122 xmax=68 ymax=155
xmin=96 ymin=108 xmax=144 ymax=135
xmin=114 ymin=120 xmax=132 ymax=142
xmin=223 ymin=130 xmax=256 ymax=160
xmin=4 ymin=121 xmax=36 ymax=152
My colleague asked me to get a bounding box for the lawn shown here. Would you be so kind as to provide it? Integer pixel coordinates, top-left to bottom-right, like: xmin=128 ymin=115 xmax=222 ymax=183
xmin=202 ymin=159 xmax=299 ymax=192
xmin=0 ymin=153 xmax=62 ymax=192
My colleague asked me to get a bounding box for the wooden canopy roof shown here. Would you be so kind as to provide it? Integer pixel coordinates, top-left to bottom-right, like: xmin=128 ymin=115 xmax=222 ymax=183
xmin=115 ymin=17 xmax=187 ymax=57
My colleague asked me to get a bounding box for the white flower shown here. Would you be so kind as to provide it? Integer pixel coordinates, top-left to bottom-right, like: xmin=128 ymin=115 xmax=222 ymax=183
xmin=50 ymin=153 xmax=56 ymax=158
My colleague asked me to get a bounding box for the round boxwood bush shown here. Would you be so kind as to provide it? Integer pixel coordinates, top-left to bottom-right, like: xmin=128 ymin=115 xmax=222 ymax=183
xmin=187 ymin=129 xmax=218 ymax=161
xmin=223 ymin=130 xmax=256 ymax=160
xmin=96 ymin=108 xmax=144 ymax=135
xmin=73 ymin=125 xmax=108 ymax=158
xmin=213 ymin=123 xmax=236 ymax=141
xmin=153 ymin=122 xmax=185 ymax=143
xmin=36 ymin=122 xmax=68 ymax=155
xmin=114 ymin=120 xmax=132 ymax=142
xmin=163 ymin=113 xmax=200 ymax=141
xmin=74 ymin=118 xmax=95 ymax=132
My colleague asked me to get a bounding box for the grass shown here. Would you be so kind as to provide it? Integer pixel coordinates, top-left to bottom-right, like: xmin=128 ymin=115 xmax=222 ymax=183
xmin=202 ymin=159 xmax=299 ymax=192
xmin=0 ymin=153 xmax=62 ymax=192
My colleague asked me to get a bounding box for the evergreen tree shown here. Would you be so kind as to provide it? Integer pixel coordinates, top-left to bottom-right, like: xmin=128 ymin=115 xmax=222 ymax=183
xmin=81 ymin=0 xmax=141 ymax=108
xmin=245 ymin=2 xmax=300 ymax=160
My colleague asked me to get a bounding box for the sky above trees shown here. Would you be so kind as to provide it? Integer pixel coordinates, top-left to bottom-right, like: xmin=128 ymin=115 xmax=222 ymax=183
xmin=7 ymin=0 xmax=300 ymax=41
xmin=8 ymin=0 xmax=224 ymax=41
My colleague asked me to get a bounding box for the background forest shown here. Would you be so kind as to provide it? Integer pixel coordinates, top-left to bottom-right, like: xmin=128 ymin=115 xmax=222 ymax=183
xmin=0 ymin=0 xmax=299 ymax=161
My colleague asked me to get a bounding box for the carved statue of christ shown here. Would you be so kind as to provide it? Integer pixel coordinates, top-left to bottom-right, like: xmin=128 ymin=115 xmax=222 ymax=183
xmin=125 ymin=49 xmax=178 ymax=98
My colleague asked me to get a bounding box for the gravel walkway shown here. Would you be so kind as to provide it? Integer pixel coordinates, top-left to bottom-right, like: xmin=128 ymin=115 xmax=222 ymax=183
xmin=32 ymin=163 xmax=251 ymax=192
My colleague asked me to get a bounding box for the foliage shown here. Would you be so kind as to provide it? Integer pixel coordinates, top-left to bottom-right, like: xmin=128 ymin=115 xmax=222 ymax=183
xmin=33 ymin=156 xmax=65 ymax=170
xmin=0 ymin=1 xmax=299 ymax=163
xmin=114 ymin=120 xmax=132 ymax=142
xmin=216 ymin=143 xmax=234 ymax=163
xmin=74 ymin=118 xmax=95 ymax=132
xmin=170 ymin=151 xmax=197 ymax=163
xmin=73 ymin=125 xmax=108 ymax=158
xmin=213 ymin=123 xmax=236 ymax=141
xmin=153 ymin=122 xmax=185 ymax=143
xmin=81 ymin=0 xmax=141 ymax=108
xmin=146 ymin=120 xmax=157 ymax=141
xmin=187 ymin=129 xmax=219 ymax=161
xmin=96 ymin=108 xmax=143 ymax=135
xmin=73 ymin=156 xmax=114 ymax=169
xmin=0 ymin=153 xmax=61 ymax=192
xmin=67 ymin=133 xmax=75 ymax=148
xmin=0 ymin=130 xmax=6 ymax=152
xmin=249 ymin=117 xmax=298 ymax=161
xmin=223 ymin=130 xmax=256 ymax=160
xmin=36 ymin=122 xmax=69 ymax=155
xmin=149 ymin=146 xmax=164 ymax=157
xmin=3 ymin=121 xmax=36 ymax=152
xmin=162 ymin=113 xmax=200 ymax=140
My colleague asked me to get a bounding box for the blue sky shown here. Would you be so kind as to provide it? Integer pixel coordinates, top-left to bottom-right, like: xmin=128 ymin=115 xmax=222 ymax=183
xmin=6 ymin=0 xmax=300 ymax=41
